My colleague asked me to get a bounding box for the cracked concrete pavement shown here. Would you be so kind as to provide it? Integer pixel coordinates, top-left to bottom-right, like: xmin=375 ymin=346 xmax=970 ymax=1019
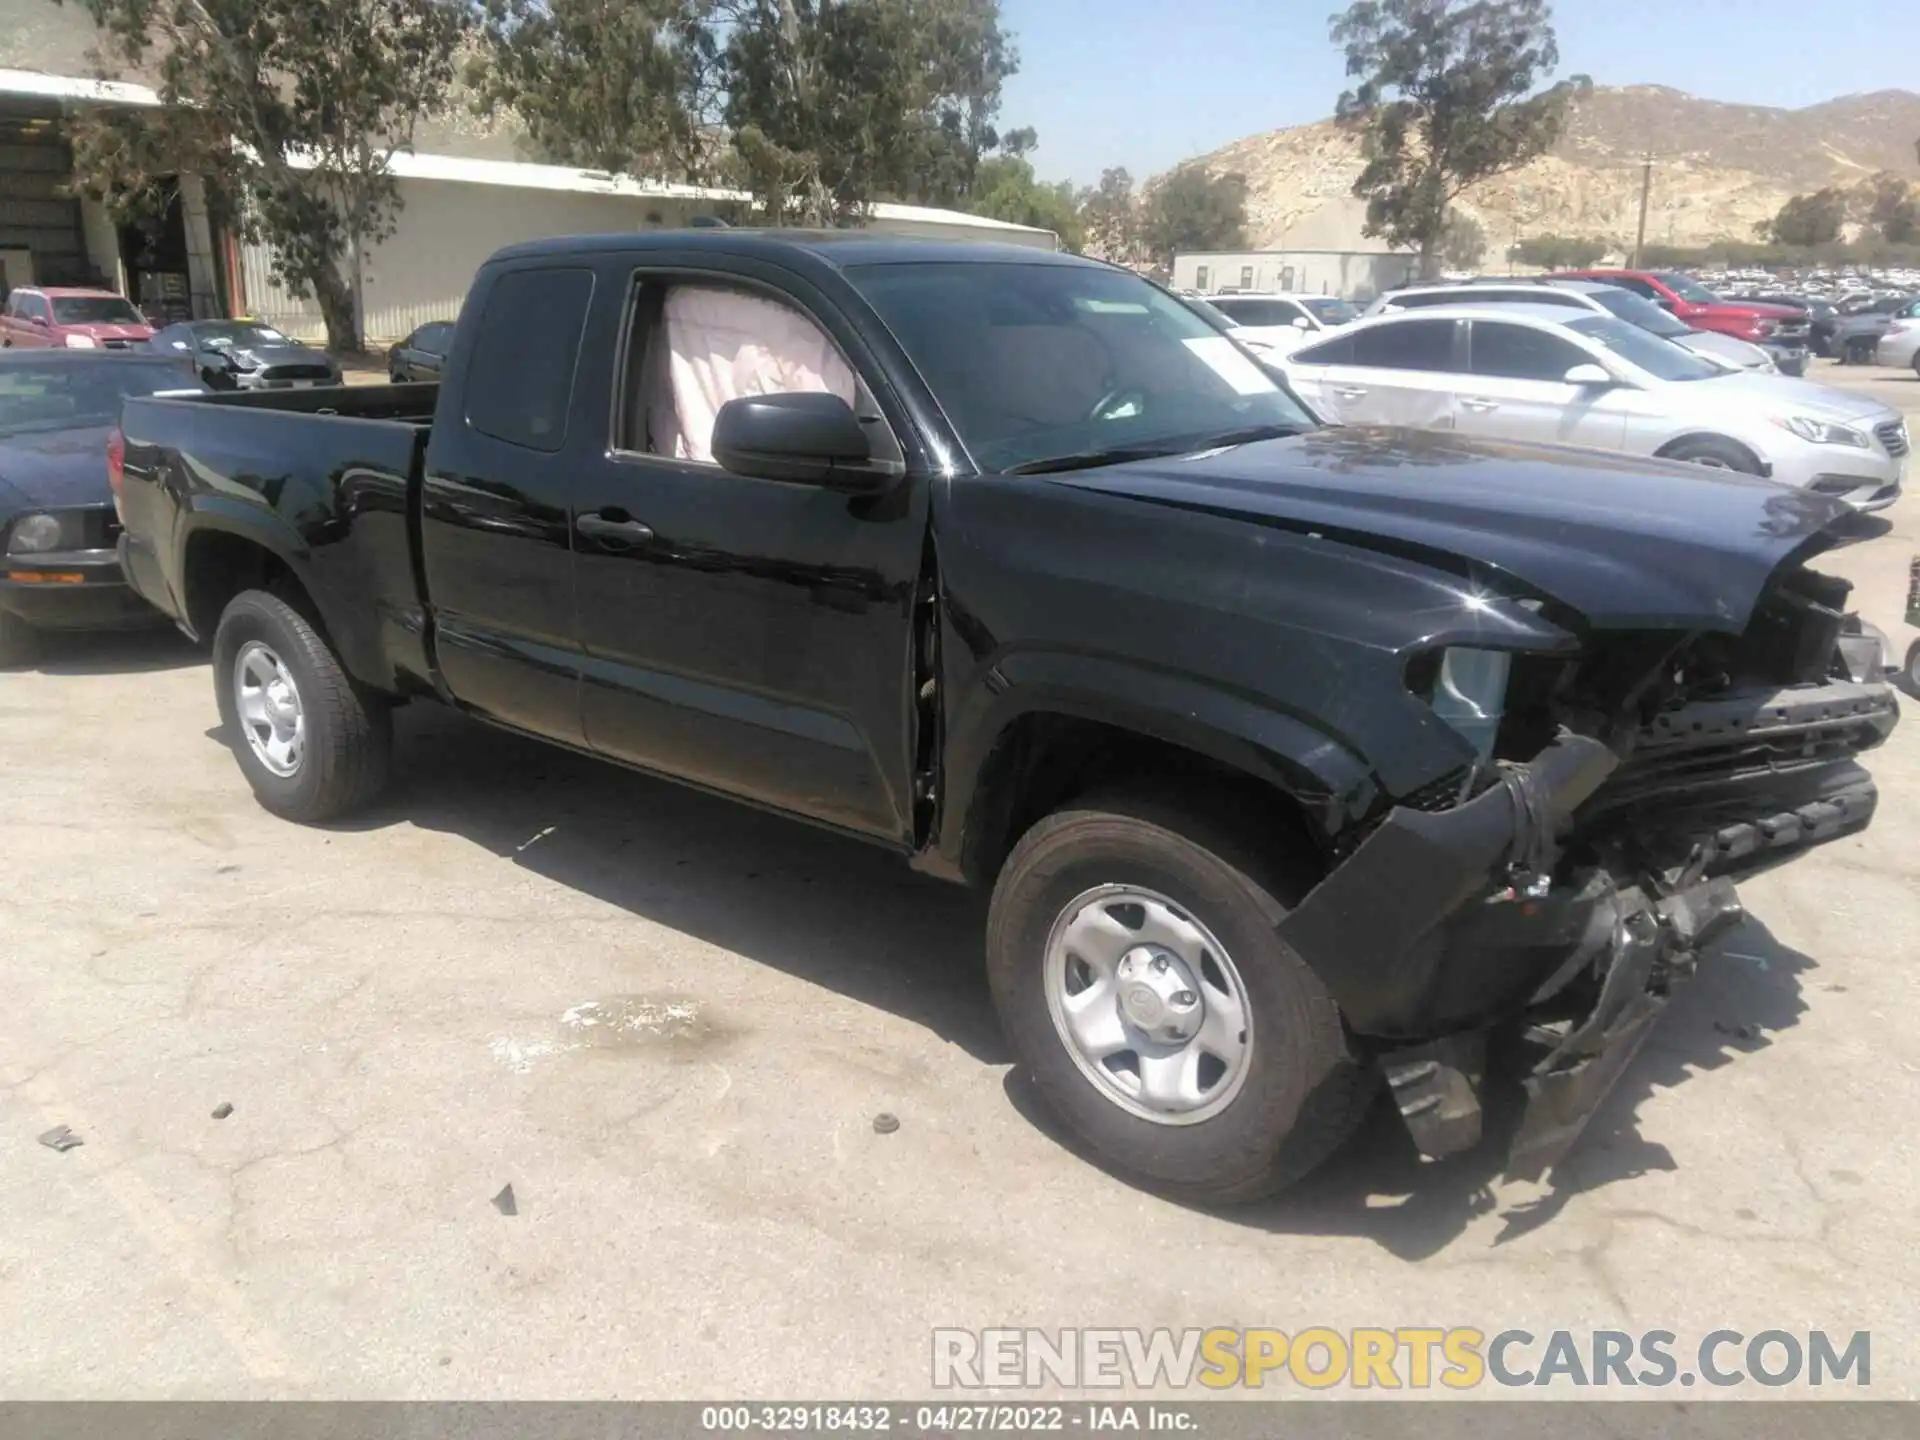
xmin=2 ymin=368 xmax=1918 ymax=1400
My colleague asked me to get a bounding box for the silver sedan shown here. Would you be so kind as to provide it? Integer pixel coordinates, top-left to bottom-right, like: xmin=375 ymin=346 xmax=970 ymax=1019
xmin=1277 ymin=304 xmax=1908 ymax=510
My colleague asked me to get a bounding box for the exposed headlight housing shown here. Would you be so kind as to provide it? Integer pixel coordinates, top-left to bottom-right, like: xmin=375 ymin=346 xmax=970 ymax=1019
xmin=1771 ymin=416 xmax=1869 ymax=448
xmin=63 ymin=334 xmax=98 ymax=349
xmin=1418 ymin=647 xmax=1513 ymax=761
xmin=7 ymin=512 xmax=67 ymax=554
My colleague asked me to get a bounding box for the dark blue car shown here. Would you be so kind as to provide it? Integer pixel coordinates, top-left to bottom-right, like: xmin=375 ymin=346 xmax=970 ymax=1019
xmin=0 ymin=351 xmax=207 ymax=664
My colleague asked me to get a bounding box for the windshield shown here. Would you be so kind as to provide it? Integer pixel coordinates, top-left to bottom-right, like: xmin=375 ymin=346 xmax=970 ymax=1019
xmin=1587 ymin=287 xmax=1690 ymax=337
xmin=1565 ymin=315 xmax=1721 ymax=382
xmin=847 ymin=261 xmax=1317 ymax=473
xmin=1653 ymin=272 xmax=1718 ymax=305
xmin=48 ymin=296 xmax=146 ymax=326
xmin=0 ymin=360 xmax=199 ymax=437
xmin=1301 ymin=297 xmax=1359 ymax=325
xmin=189 ymin=322 xmax=293 ymax=349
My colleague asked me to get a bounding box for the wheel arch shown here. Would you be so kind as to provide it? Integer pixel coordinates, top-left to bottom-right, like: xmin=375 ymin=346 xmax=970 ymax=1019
xmin=931 ymin=657 xmax=1380 ymax=890
xmin=1655 ymin=431 xmax=1769 ymax=475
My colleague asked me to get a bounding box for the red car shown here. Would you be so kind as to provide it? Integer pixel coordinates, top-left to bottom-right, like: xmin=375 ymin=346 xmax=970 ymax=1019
xmin=1553 ymin=269 xmax=1811 ymax=375
xmin=0 ymin=286 xmax=155 ymax=352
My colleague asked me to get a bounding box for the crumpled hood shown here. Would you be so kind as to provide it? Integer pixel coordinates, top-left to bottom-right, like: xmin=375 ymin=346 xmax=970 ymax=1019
xmin=0 ymin=424 xmax=116 ymax=509
xmin=1051 ymin=427 xmax=1854 ymax=632
xmin=65 ymin=322 xmax=153 ymax=343
xmin=219 ymin=342 xmax=333 ymax=371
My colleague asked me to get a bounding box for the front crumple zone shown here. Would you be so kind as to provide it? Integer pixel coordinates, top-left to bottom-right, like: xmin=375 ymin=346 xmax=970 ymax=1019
xmin=1276 ymin=554 xmax=1897 ymax=1178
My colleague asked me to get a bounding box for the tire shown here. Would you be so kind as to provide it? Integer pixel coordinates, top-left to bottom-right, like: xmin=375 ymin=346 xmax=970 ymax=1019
xmin=211 ymin=589 xmax=392 ymax=822
xmin=0 ymin=607 xmax=36 ymax=668
xmin=1660 ymin=435 xmax=1763 ymax=474
xmin=986 ymin=790 xmax=1373 ymax=1204
xmin=1905 ymin=641 xmax=1920 ymax=697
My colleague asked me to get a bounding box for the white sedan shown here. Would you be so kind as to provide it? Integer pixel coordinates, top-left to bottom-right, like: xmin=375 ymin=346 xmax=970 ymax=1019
xmin=1275 ymin=303 xmax=1909 ymax=510
xmin=1876 ymin=304 xmax=1920 ymax=374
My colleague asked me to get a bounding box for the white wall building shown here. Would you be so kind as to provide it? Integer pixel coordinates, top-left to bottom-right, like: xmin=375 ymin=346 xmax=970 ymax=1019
xmin=237 ymin=151 xmax=1060 ymax=344
xmin=1172 ymin=248 xmax=1417 ymax=302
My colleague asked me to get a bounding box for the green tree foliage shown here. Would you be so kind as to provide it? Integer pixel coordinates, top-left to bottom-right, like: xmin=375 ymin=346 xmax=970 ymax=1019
xmin=967 ymin=152 xmax=1084 ymax=250
xmin=1139 ymin=166 xmax=1248 ymax=271
xmin=1329 ymin=0 xmax=1588 ymax=279
xmin=61 ymin=0 xmax=469 ymax=351
xmin=1858 ymin=172 xmax=1919 ymax=245
xmin=1077 ymin=166 xmax=1141 ymax=263
xmin=1766 ymin=186 xmax=1848 ymax=247
xmin=1507 ymin=233 xmax=1607 ymax=269
xmin=472 ymin=0 xmax=720 ymax=183
xmin=1440 ymin=209 xmax=1487 ymax=270
xmin=481 ymin=0 xmax=1022 ymax=227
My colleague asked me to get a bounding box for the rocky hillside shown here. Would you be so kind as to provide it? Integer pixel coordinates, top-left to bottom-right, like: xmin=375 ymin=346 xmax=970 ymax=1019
xmin=1188 ymin=85 xmax=1920 ymax=254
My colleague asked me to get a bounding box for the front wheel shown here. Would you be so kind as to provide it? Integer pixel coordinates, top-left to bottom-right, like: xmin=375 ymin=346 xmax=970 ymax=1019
xmin=211 ymin=589 xmax=392 ymax=822
xmin=986 ymin=792 xmax=1373 ymax=1204
xmin=1660 ymin=435 xmax=1764 ymax=474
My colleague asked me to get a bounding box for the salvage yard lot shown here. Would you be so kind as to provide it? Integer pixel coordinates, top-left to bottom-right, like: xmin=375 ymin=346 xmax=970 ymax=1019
xmin=3 ymin=367 xmax=1919 ymax=1399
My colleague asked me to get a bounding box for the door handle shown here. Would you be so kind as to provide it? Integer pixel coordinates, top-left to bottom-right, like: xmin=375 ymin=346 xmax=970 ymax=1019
xmin=576 ymin=512 xmax=655 ymax=545
xmin=1460 ymin=398 xmax=1498 ymax=412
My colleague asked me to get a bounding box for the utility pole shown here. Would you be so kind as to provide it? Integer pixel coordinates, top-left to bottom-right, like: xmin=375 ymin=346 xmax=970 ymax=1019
xmin=1631 ymin=154 xmax=1654 ymax=269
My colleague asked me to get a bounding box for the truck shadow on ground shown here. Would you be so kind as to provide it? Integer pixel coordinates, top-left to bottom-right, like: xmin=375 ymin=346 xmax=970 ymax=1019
xmin=361 ymin=703 xmax=1006 ymax=1063
xmin=1010 ymin=914 xmax=1814 ymax=1260
xmin=355 ymin=703 xmax=1815 ymax=1254
xmin=16 ymin=626 xmax=201 ymax=676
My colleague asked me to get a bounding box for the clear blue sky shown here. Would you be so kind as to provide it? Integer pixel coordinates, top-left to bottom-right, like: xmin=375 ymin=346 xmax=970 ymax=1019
xmin=1001 ymin=0 xmax=1920 ymax=186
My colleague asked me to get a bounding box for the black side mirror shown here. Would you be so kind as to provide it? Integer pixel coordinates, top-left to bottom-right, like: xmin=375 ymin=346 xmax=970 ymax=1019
xmin=711 ymin=391 xmax=897 ymax=491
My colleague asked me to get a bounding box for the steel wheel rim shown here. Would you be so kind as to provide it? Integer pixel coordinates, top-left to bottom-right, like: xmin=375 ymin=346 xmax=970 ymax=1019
xmin=1043 ymin=884 xmax=1254 ymax=1126
xmin=233 ymin=640 xmax=305 ymax=778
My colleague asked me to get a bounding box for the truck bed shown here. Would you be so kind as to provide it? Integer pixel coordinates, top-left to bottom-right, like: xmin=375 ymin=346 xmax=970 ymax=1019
xmin=116 ymin=382 xmax=439 ymax=692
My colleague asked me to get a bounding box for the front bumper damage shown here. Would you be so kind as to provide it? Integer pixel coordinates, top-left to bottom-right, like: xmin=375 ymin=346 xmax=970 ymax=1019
xmin=1275 ymin=680 xmax=1897 ymax=1180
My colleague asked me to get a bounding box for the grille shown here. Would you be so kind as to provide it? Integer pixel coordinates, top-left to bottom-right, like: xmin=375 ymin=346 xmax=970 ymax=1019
xmin=76 ymin=506 xmax=121 ymax=549
xmin=259 ymin=363 xmax=333 ymax=381
xmin=1773 ymin=320 xmax=1810 ymax=340
xmin=100 ymin=338 xmax=136 ymax=350
xmin=1876 ymin=420 xmax=1909 ymax=458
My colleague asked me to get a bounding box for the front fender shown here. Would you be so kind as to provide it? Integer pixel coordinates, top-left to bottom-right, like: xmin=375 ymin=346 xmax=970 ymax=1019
xmin=933 ymin=649 xmax=1382 ymax=883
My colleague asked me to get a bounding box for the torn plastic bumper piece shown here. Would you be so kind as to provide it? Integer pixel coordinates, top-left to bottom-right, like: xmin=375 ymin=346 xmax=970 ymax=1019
xmin=1505 ymin=878 xmax=1746 ymax=1179
xmin=1275 ymin=731 xmax=1620 ymax=1038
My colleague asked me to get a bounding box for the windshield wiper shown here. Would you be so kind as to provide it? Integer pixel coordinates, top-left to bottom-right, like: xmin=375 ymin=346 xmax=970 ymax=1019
xmin=1005 ymin=424 xmax=1308 ymax=476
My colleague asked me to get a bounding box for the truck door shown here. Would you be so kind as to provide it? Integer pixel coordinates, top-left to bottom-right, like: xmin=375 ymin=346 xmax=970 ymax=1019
xmin=417 ymin=264 xmax=596 ymax=744
xmin=566 ymin=265 xmax=930 ymax=845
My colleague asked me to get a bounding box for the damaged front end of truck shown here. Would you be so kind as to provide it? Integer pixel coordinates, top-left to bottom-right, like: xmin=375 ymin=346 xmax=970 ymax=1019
xmin=1277 ymin=546 xmax=1899 ymax=1180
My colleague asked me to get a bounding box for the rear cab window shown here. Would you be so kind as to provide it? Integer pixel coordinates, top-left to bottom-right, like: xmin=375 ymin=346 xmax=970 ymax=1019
xmin=464 ymin=268 xmax=595 ymax=452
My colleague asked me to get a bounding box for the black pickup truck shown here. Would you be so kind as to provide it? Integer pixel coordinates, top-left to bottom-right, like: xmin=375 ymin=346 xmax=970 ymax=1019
xmin=113 ymin=231 xmax=1897 ymax=1202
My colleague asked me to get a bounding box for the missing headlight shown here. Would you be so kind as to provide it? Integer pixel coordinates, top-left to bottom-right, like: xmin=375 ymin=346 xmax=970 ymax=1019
xmin=1424 ymin=647 xmax=1512 ymax=760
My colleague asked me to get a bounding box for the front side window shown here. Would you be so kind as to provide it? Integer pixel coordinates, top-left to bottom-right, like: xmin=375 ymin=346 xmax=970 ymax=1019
xmin=847 ymin=260 xmax=1315 ymax=473
xmin=1653 ymin=272 xmax=1719 ymax=305
xmin=1565 ymin=315 xmax=1720 ymax=382
xmin=627 ymin=282 xmax=857 ymax=465
xmin=1213 ymin=298 xmax=1304 ymax=326
xmin=1587 ymin=287 xmax=1690 ymax=336
xmin=49 ymin=295 xmax=144 ymax=325
xmin=1468 ymin=322 xmax=1590 ymax=381
xmin=1300 ymin=297 xmax=1356 ymax=325
xmin=1349 ymin=318 xmax=1460 ymax=372
xmin=465 ymin=267 xmax=594 ymax=453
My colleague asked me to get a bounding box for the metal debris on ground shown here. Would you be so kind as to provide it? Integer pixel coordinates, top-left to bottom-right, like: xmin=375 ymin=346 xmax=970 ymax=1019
xmin=492 ymin=1183 xmax=518 ymax=1216
xmin=211 ymin=1102 xmax=234 ymax=1119
xmin=38 ymin=1125 xmax=83 ymax=1152
xmin=872 ymin=1112 xmax=900 ymax=1134
xmin=1715 ymin=1021 xmax=1761 ymax=1041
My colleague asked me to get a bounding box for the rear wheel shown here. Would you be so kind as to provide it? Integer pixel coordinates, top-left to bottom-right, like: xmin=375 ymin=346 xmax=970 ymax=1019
xmin=211 ymin=589 xmax=392 ymax=822
xmin=986 ymin=790 xmax=1373 ymax=1204
xmin=1905 ymin=640 xmax=1920 ymax=696
xmin=0 ymin=607 xmax=37 ymax=668
xmin=1660 ymin=435 xmax=1763 ymax=474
